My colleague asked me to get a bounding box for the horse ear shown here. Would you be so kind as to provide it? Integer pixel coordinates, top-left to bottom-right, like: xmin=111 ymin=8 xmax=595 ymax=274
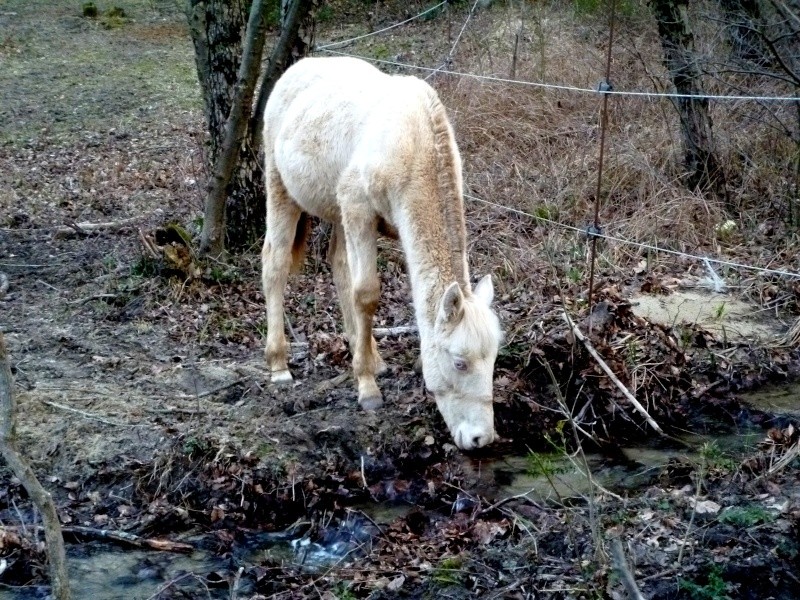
xmin=437 ymin=282 xmax=465 ymax=325
xmin=474 ymin=275 xmax=494 ymax=306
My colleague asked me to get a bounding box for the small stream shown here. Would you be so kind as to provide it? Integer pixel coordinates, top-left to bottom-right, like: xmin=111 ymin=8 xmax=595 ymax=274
xmin=4 ymin=387 xmax=792 ymax=599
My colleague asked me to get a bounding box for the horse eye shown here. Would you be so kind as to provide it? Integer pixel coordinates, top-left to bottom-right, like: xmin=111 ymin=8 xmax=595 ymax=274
xmin=454 ymin=358 xmax=468 ymax=372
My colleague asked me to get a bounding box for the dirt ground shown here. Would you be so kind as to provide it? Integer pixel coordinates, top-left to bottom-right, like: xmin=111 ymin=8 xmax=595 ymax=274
xmin=2 ymin=1 xmax=800 ymax=598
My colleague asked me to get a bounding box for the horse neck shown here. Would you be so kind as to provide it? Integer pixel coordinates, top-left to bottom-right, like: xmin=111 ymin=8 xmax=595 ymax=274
xmin=426 ymin=93 xmax=469 ymax=293
xmin=395 ymin=193 xmax=470 ymax=345
xmin=397 ymin=88 xmax=472 ymax=344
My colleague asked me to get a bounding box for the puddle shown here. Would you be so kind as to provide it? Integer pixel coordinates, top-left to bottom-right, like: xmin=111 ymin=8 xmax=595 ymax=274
xmin=0 ymin=543 xmax=222 ymax=600
xmin=239 ymin=509 xmax=394 ymax=572
xmin=457 ymin=431 xmax=763 ymax=504
xmin=630 ymin=288 xmax=784 ymax=344
xmin=0 ymin=509 xmax=405 ymax=599
xmin=0 ymin=431 xmax=771 ymax=597
xmin=741 ymin=383 xmax=800 ymax=416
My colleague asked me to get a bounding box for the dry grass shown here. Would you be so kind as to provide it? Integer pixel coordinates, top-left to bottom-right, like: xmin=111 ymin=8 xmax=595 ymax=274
xmin=382 ymin=0 xmax=800 ymax=311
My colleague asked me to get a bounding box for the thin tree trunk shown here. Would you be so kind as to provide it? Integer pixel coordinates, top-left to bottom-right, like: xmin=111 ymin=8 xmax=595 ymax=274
xmin=233 ymin=0 xmax=316 ymax=249
xmin=189 ymin=0 xmax=314 ymax=255
xmin=197 ymin=0 xmax=270 ymax=255
xmin=651 ymin=0 xmax=728 ymax=198
xmin=249 ymin=0 xmax=315 ymax=147
xmin=0 ymin=333 xmax=70 ymax=599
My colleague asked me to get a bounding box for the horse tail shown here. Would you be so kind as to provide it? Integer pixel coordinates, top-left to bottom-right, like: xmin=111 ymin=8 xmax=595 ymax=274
xmin=290 ymin=212 xmax=311 ymax=273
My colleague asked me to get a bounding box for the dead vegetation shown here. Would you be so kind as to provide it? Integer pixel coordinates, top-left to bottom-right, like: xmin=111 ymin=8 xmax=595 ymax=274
xmin=1 ymin=0 xmax=800 ymax=597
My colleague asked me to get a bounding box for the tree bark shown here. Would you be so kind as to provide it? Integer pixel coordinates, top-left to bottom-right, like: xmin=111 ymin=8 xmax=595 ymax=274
xmin=651 ymin=0 xmax=728 ymax=197
xmin=0 ymin=333 xmax=70 ymax=599
xmin=197 ymin=0 xmax=270 ymax=255
xmin=189 ymin=0 xmax=315 ymax=256
xmin=232 ymin=0 xmax=316 ymax=251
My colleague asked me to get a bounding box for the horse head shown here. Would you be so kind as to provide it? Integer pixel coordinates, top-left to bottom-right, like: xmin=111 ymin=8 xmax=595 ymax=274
xmin=421 ymin=275 xmax=502 ymax=450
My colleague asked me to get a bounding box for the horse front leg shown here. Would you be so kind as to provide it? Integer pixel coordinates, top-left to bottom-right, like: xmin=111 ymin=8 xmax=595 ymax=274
xmin=329 ymin=224 xmax=386 ymax=377
xmin=340 ymin=208 xmax=383 ymax=410
xmin=262 ymin=168 xmax=302 ymax=384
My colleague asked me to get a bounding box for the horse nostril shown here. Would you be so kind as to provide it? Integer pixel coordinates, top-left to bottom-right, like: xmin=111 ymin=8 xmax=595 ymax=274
xmin=473 ymin=435 xmax=483 ymax=448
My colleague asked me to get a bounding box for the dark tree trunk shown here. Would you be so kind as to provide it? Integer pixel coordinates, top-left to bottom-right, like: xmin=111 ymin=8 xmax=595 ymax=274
xmin=651 ymin=0 xmax=728 ymax=197
xmin=188 ymin=0 xmax=265 ymax=252
xmin=188 ymin=0 xmax=316 ymax=254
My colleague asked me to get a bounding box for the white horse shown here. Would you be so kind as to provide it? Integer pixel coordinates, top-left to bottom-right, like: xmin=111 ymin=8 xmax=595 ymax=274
xmin=261 ymin=57 xmax=502 ymax=450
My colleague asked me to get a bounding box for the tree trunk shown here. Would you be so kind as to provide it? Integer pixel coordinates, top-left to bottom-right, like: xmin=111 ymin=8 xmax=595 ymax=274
xmin=0 ymin=333 xmax=70 ymax=599
xmin=651 ymin=0 xmax=728 ymax=197
xmin=196 ymin=0 xmax=270 ymax=255
xmin=188 ymin=0 xmax=315 ymax=255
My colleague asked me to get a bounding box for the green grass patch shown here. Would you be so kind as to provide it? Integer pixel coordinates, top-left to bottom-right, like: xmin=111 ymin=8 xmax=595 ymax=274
xmin=719 ymin=505 xmax=774 ymax=528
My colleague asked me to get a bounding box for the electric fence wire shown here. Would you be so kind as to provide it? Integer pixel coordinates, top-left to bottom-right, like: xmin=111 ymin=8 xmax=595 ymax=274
xmin=318 ymin=49 xmax=800 ymax=103
xmin=314 ymin=1 xmax=447 ymax=51
xmin=465 ymin=193 xmax=800 ymax=280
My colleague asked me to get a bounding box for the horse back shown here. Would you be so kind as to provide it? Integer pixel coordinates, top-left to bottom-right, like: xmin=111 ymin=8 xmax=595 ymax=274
xmin=264 ymin=57 xmax=439 ymax=224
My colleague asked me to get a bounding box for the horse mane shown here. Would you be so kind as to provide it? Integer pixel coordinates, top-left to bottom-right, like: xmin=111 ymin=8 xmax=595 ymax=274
xmin=426 ymin=90 xmax=469 ymax=292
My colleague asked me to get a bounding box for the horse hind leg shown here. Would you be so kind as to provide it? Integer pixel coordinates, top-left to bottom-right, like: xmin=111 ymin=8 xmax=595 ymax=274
xmin=329 ymin=224 xmax=386 ymax=377
xmin=262 ymin=166 xmax=303 ymax=384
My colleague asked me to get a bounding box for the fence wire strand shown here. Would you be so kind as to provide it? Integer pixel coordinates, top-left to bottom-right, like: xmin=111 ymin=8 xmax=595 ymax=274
xmin=319 ymin=48 xmax=800 ymax=103
xmin=464 ymin=194 xmax=800 ymax=280
xmin=315 ymin=1 xmax=447 ymax=50
xmin=312 ymin=8 xmax=800 ymax=282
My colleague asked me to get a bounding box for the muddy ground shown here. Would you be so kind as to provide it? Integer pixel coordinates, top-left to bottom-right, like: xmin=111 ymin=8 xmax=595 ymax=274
xmin=2 ymin=1 xmax=800 ymax=598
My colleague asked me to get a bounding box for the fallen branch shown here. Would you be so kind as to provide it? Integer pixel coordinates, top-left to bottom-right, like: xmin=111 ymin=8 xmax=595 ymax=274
xmin=478 ymin=487 xmax=546 ymax=516
xmin=373 ymin=326 xmax=418 ymax=338
xmin=610 ymin=538 xmax=646 ymax=600
xmin=67 ymin=293 xmax=118 ymax=306
xmin=0 ymin=272 xmax=8 ymax=298
xmin=138 ymin=228 xmax=161 ymax=259
xmin=0 ymin=333 xmax=71 ymax=599
xmin=61 ymin=526 xmax=193 ymax=553
xmin=562 ymin=311 xmax=663 ymax=435
xmin=52 ymin=216 xmax=145 ymax=239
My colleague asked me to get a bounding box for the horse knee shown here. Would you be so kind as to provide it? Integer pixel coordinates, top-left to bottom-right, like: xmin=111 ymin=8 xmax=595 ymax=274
xmin=353 ymin=279 xmax=380 ymax=314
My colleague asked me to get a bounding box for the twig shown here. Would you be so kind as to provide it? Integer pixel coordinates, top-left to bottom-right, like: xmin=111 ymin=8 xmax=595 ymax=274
xmin=174 ymin=378 xmax=246 ymax=400
xmin=35 ymin=279 xmax=61 ymax=293
xmin=0 ymin=333 xmax=71 ymax=599
xmin=610 ymin=538 xmax=645 ymax=600
xmin=40 ymin=399 xmax=128 ymax=427
xmin=145 ymin=572 xmax=212 ymax=600
xmin=67 ymin=293 xmax=118 ymax=306
xmin=9 ymin=525 xmax=194 ymax=553
xmin=52 ymin=216 xmax=145 ymax=239
xmin=360 ymin=455 xmax=368 ymax=488
xmin=562 ymin=311 xmax=663 ymax=435
xmin=478 ymin=487 xmax=546 ymax=515
xmin=138 ymin=228 xmax=161 ymax=259
xmin=230 ymin=566 xmax=245 ymax=600
xmin=145 ymin=406 xmax=206 ymax=415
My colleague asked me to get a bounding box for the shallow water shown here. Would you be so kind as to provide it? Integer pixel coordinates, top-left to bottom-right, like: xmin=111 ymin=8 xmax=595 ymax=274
xmin=0 ymin=429 xmax=767 ymax=598
xmin=457 ymin=429 xmax=763 ymax=505
xmin=741 ymin=383 xmax=800 ymax=416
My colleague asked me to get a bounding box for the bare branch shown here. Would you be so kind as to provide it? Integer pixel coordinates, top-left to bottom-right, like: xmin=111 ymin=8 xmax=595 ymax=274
xmin=0 ymin=333 xmax=71 ymax=599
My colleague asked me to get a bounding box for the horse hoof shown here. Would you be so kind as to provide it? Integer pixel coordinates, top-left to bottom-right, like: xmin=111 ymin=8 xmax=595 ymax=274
xmin=271 ymin=370 xmax=293 ymax=384
xmin=359 ymin=395 xmax=383 ymax=411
